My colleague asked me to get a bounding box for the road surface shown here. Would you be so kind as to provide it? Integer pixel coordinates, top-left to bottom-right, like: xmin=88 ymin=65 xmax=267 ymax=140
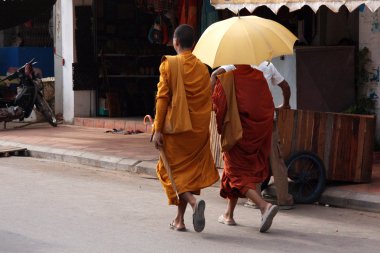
xmin=1 ymin=157 xmax=379 ymax=253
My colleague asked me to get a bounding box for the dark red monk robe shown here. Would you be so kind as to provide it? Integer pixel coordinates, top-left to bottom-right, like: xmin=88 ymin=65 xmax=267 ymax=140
xmin=212 ymin=65 xmax=274 ymax=199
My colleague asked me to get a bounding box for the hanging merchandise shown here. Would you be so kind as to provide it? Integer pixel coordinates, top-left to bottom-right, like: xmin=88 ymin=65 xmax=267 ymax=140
xmin=165 ymin=0 xmax=177 ymax=13
xmin=0 ymin=0 xmax=56 ymax=30
xmin=148 ymin=15 xmax=163 ymax=44
xmin=24 ymin=20 xmax=33 ymax=28
xmin=163 ymin=10 xmax=177 ymax=46
xmin=201 ymin=0 xmax=219 ymax=34
xmin=178 ymin=0 xmax=198 ymax=30
xmin=136 ymin=0 xmax=177 ymax=13
xmin=148 ymin=14 xmax=174 ymax=45
xmin=135 ymin=0 xmax=145 ymax=9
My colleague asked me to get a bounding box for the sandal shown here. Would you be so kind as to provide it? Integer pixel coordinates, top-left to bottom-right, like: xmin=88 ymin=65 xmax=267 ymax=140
xmin=260 ymin=204 xmax=279 ymax=233
xmin=169 ymin=221 xmax=187 ymax=232
xmin=193 ymin=199 xmax=206 ymax=232
xmin=218 ymin=214 xmax=236 ymax=226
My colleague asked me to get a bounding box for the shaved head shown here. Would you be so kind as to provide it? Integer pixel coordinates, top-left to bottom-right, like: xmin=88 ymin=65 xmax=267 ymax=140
xmin=173 ymin=24 xmax=195 ymax=49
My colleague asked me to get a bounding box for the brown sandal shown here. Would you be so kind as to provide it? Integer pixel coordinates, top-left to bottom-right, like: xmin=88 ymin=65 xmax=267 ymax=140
xmin=169 ymin=221 xmax=187 ymax=232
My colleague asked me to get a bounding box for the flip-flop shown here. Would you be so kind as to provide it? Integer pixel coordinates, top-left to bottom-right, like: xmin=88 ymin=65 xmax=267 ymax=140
xmin=169 ymin=221 xmax=187 ymax=232
xmin=218 ymin=214 xmax=236 ymax=225
xmin=260 ymin=205 xmax=279 ymax=233
xmin=193 ymin=199 xmax=206 ymax=232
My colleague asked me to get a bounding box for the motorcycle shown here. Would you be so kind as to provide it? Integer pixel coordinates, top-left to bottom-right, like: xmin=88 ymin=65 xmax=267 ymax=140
xmin=0 ymin=59 xmax=57 ymax=127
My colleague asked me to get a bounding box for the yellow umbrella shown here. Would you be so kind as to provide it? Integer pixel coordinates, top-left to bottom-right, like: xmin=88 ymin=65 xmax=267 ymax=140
xmin=193 ymin=16 xmax=298 ymax=68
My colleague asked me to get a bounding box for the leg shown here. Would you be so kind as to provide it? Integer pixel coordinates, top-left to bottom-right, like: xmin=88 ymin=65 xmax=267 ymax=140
xmin=245 ymin=189 xmax=270 ymax=215
xmin=180 ymin=192 xmax=197 ymax=211
xmin=171 ymin=199 xmax=188 ymax=230
xmin=180 ymin=191 xmax=206 ymax=232
xmin=270 ymin=121 xmax=294 ymax=206
xmin=225 ymin=197 xmax=238 ymax=219
xmin=245 ymin=188 xmax=279 ymax=233
xmin=219 ymin=197 xmax=238 ymax=225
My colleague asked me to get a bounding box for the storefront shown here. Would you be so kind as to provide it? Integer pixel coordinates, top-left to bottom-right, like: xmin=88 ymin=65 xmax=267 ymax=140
xmin=57 ymin=0 xmax=214 ymax=122
xmin=56 ymin=0 xmax=380 ymax=123
xmin=0 ymin=0 xmax=55 ymax=76
xmin=0 ymin=0 xmax=56 ymax=30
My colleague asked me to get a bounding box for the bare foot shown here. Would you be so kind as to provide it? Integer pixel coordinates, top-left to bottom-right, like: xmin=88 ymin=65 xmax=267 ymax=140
xmin=169 ymin=220 xmax=187 ymax=232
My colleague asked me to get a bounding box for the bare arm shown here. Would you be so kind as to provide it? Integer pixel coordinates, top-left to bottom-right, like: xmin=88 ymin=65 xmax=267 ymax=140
xmin=210 ymin=67 xmax=226 ymax=93
xmin=277 ymin=80 xmax=291 ymax=109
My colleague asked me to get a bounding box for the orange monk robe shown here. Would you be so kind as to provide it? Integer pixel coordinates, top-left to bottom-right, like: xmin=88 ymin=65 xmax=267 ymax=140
xmin=212 ymin=65 xmax=274 ymax=199
xmin=178 ymin=0 xmax=198 ymax=31
xmin=154 ymin=51 xmax=220 ymax=205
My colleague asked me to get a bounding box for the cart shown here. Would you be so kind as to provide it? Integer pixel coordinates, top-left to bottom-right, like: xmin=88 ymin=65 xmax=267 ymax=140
xmin=210 ymin=109 xmax=376 ymax=203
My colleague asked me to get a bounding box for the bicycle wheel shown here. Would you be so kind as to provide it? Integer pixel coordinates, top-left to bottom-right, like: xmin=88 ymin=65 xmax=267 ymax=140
xmin=35 ymin=93 xmax=57 ymax=127
xmin=286 ymin=152 xmax=326 ymax=204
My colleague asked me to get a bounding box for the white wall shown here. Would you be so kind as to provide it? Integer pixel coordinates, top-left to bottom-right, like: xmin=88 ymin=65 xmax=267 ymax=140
xmin=74 ymin=90 xmax=96 ymax=116
xmin=359 ymin=6 xmax=380 ymax=140
xmin=57 ymin=0 xmax=96 ymax=123
xmin=272 ymin=55 xmax=297 ymax=109
xmin=54 ymin=0 xmax=63 ymax=115
xmin=61 ymin=0 xmax=75 ymax=123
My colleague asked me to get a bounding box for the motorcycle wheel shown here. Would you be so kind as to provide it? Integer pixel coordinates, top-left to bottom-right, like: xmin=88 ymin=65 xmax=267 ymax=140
xmin=35 ymin=94 xmax=57 ymax=127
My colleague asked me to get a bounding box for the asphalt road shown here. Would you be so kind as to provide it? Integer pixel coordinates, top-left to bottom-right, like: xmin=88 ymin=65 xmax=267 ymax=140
xmin=1 ymin=156 xmax=380 ymax=253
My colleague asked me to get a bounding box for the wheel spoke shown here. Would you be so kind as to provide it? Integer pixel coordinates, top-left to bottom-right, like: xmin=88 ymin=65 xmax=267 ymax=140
xmin=287 ymin=153 xmax=326 ymax=203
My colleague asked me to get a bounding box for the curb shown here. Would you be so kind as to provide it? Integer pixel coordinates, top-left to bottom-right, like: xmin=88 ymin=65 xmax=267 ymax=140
xmin=2 ymin=141 xmax=380 ymax=213
xmin=0 ymin=140 xmax=158 ymax=177
xmin=319 ymin=188 xmax=380 ymax=213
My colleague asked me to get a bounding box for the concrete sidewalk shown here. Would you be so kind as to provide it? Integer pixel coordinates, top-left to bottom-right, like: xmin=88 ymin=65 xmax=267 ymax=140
xmin=1 ymin=121 xmax=380 ymax=213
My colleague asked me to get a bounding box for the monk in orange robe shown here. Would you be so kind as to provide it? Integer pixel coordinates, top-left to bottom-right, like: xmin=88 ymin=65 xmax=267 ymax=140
xmin=212 ymin=65 xmax=279 ymax=233
xmin=153 ymin=24 xmax=219 ymax=233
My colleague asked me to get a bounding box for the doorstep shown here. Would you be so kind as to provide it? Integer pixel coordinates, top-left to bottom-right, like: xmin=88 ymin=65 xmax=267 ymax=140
xmin=74 ymin=117 xmax=153 ymax=133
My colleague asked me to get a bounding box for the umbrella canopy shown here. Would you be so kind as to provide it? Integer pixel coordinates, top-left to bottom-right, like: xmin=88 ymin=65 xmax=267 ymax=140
xmin=210 ymin=0 xmax=380 ymax=14
xmin=0 ymin=0 xmax=56 ymax=30
xmin=193 ymin=16 xmax=298 ymax=68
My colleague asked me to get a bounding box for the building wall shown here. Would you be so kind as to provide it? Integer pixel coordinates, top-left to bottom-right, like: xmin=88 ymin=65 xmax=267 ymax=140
xmin=322 ymin=7 xmax=358 ymax=46
xmin=60 ymin=0 xmax=75 ymax=123
xmin=272 ymin=56 xmax=297 ymax=109
xmin=54 ymin=0 xmax=63 ymax=115
xmin=359 ymin=6 xmax=380 ymax=140
xmin=57 ymin=0 xmax=95 ymax=123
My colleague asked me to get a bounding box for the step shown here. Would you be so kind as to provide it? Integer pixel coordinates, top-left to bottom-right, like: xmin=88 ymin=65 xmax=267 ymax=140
xmin=0 ymin=146 xmax=27 ymax=157
xmin=74 ymin=117 xmax=153 ymax=133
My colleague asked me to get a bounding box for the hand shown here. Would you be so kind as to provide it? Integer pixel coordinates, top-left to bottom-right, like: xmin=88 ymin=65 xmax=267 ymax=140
xmin=25 ymin=63 xmax=34 ymax=78
xmin=210 ymin=67 xmax=225 ymax=94
xmin=153 ymin=131 xmax=164 ymax=150
xmin=210 ymin=75 xmax=217 ymax=94
xmin=277 ymin=103 xmax=291 ymax=110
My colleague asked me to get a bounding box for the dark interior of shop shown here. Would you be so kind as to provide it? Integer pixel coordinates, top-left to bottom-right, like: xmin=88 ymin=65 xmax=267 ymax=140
xmin=74 ymin=0 xmax=178 ymax=118
xmin=71 ymin=0 xmax=359 ymax=118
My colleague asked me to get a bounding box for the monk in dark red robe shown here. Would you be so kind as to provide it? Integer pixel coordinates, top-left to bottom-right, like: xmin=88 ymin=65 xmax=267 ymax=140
xmin=212 ymin=65 xmax=279 ymax=233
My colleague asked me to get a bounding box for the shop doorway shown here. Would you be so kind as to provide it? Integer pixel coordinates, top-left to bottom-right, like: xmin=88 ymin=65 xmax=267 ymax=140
xmin=73 ymin=0 xmax=176 ymax=118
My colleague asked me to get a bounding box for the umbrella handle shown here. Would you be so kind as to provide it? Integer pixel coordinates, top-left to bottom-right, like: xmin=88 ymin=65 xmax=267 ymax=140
xmin=160 ymin=149 xmax=180 ymax=201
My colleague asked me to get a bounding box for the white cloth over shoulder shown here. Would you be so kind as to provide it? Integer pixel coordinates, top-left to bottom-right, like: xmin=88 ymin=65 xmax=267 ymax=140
xmin=220 ymin=61 xmax=284 ymax=87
